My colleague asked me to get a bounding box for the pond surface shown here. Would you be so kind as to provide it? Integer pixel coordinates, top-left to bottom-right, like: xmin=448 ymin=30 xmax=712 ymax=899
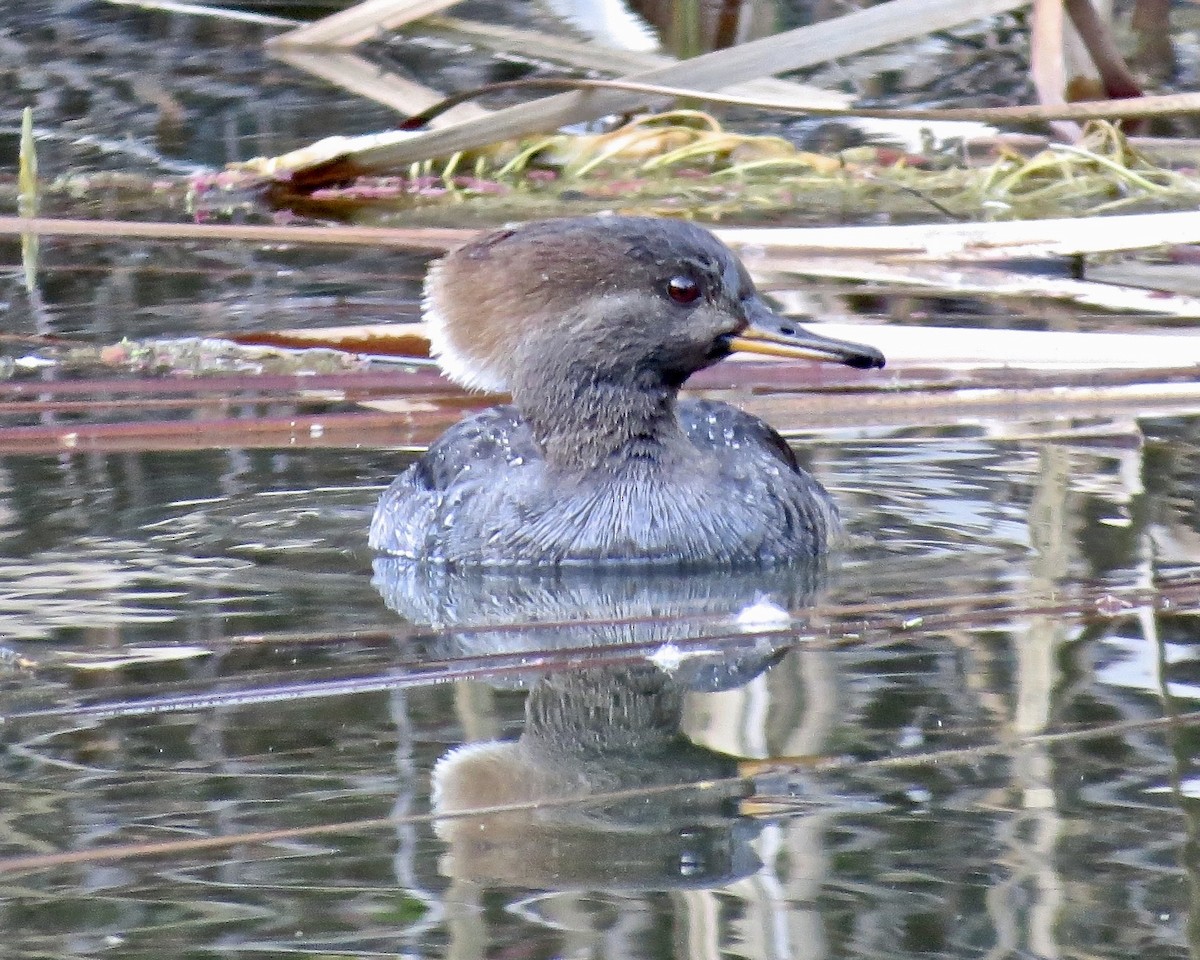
xmin=4 ymin=2 xmax=1200 ymax=959
xmin=4 ymin=268 xmax=1199 ymax=959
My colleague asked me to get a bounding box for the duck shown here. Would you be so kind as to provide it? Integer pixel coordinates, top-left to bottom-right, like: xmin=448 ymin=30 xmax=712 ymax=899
xmin=369 ymin=214 xmax=883 ymax=567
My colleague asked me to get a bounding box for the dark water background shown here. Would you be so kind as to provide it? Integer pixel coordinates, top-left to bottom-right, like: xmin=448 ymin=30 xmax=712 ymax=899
xmin=3 ymin=2 xmax=1200 ymax=958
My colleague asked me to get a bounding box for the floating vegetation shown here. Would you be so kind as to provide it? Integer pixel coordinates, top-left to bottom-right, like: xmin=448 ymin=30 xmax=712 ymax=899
xmin=219 ymin=113 xmax=1200 ymax=223
xmin=0 ymin=335 xmax=367 ymax=384
xmin=948 ymin=122 xmax=1200 ymax=219
xmin=8 ymin=111 xmax=1196 ymax=226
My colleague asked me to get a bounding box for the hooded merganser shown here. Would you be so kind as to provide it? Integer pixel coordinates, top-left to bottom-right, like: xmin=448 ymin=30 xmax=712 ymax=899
xmin=369 ymin=215 xmax=884 ymax=567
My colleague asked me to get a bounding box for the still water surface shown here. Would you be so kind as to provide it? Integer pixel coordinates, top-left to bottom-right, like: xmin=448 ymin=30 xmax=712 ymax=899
xmin=2 ymin=386 xmax=1198 ymax=958
xmin=4 ymin=2 xmax=1200 ymax=958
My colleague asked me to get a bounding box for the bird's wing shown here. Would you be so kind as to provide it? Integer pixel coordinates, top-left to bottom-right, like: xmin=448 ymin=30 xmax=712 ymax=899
xmin=369 ymin=405 xmax=540 ymax=556
xmin=677 ymin=397 xmax=800 ymax=472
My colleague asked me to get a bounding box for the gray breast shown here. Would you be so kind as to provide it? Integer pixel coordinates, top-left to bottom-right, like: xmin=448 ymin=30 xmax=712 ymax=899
xmin=369 ymin=399 xmax=837 ymax=566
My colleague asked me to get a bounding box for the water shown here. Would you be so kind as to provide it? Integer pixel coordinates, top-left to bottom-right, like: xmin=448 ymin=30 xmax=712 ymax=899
xmin=3 ymin=403 xmax=1198 ymax=958
xmin=4 ymin=2 xmax=1200 ymax=958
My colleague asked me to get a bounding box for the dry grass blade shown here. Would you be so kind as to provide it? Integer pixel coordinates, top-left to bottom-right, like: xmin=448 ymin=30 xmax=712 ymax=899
xmin=814 ymin=322 xmax=1200 ymax=369
xmin=105 ymin=0 xmax=298 ymax=26
xmin=269 ymin=81 xmax=1200 ymax=184
xmin=761 ymin=258 xmax=1200 ymax=316
xmin=247 ymin=113 xmax=1198 ymax=221
xmin=395 ymin=79 xmax=1200 ymax=131
xmin=719 ymin=209 xmax=1200 ymax=259
xmin=426 ymin=14 xmax=852 ymax=110
xmin=231 ymin=326 xmax=431 ymax=357
xmin=268 ymin=48 xmax=487 ymax=122
xmin=751 ymin=383 xmax=1200 ymax=433
xmin=0 ymin=216 xmax=470 ymax=251
xmin=12 ymin=210 xmax=1199 ymax=262
xmin=268 ymin=0 xmax=458 ymax=47
xmin=268 ymin=11 xmax=843 ymax=130
xmin=276 ymin=0 xmax=1030 ymax=178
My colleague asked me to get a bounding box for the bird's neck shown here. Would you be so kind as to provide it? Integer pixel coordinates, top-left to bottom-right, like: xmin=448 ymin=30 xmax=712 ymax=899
xmin=511 ymin=359 xmax=686 ymax=474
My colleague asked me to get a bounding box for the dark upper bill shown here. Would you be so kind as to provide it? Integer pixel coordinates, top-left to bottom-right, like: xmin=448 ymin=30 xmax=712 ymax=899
xmin=724 ymin=298 xmax=885 ymax=370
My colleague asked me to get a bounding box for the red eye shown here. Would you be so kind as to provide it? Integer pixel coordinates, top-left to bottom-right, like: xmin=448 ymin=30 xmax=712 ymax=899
xmin=666 ymin=276 xmax=701 ymax=305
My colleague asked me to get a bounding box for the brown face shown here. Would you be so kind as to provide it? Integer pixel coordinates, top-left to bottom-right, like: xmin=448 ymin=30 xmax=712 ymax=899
xmin=424 ymin=215 xmax=883 ymax=392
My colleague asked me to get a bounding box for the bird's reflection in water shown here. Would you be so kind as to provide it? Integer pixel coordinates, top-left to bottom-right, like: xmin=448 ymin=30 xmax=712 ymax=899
xmin=373 ymin=558 xmax=829 ymax=889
